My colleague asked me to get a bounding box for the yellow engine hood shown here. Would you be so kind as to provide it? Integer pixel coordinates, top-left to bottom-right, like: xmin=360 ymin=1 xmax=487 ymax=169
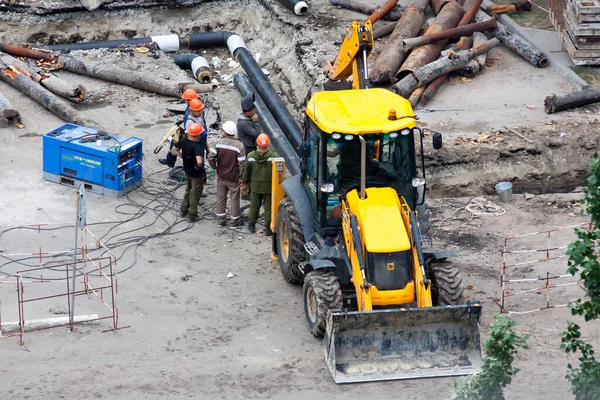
xmin=346 ymin=187 xmax=410 ymax=253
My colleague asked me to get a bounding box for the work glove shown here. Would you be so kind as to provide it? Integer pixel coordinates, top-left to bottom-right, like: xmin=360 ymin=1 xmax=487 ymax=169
xmin=241 ymin=183 xmax=250 ymax=196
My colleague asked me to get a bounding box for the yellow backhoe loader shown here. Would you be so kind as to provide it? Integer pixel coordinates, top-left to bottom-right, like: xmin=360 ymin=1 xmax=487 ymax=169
xmin=236 ymin=15 xmax=483 ymax=384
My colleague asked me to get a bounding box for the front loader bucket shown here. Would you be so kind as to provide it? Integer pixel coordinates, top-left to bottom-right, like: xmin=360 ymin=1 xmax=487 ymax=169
xmin=324 ymin=304 xmax=483 ymax=383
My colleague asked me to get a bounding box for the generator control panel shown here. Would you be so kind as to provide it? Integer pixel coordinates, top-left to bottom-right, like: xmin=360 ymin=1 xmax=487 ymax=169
xmin=43 ymin=123 xmax=143 ymax=198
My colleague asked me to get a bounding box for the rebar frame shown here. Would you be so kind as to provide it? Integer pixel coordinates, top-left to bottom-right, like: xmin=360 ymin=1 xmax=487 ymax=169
xmin=500 ymin=222 xmax=590 ymax=315
xmin=0 ymin=223 xmax=127 ymax=350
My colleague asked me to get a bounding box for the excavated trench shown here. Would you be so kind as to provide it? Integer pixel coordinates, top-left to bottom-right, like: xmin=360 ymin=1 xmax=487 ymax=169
xmin=1 ymin=0 xmax=595 ymax=197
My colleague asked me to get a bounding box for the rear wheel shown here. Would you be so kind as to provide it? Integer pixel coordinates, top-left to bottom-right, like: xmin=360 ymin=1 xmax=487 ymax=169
xmin=303 ymin=270 xmax=343 ymax=337
xmin=429 ymin=261 xmax=465 ymax=306
xmin=276 ymin=198 xmax=305 ymax=284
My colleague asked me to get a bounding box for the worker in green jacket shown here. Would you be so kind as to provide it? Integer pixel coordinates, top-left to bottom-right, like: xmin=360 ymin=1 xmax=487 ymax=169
xmin=242 ymin=133 xmax=279 ymax=236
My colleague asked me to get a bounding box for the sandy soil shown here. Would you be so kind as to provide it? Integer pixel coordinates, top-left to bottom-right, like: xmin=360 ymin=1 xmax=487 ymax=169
xmin=1 ymin=1 xmax=600 ymax=399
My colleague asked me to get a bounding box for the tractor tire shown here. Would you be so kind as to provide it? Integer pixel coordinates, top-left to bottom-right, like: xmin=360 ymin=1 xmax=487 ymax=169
xmin=429 ymin=261 xmax=465 ymax=306
xmin=276 ymin=198 xmax=305 ymax=285
xmin=303 ymin=270 xmax=343 ymax=338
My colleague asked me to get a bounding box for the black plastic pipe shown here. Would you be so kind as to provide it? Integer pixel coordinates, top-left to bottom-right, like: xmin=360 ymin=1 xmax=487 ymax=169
xmin=170 ymin=54 xmax=213 ymax=83
xmin=42 ymin=32 xmax=304 ymax=154
xmin=277 ymin=0 xmax=308 ymax=15
xmin=234 ymin=73 xmax=301 ymax=176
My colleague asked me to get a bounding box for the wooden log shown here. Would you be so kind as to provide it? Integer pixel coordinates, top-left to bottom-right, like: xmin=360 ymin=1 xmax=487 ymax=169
xmin=544 ymin=87 xmax=600 ymax=113
xmin=394 ymin=38 xmax=500 ymax=97
xmin=395 ymin=1 xmax=465 ymax=82
xmin=369 ymin=0 xmax=428 ymax=84
xmin=474 ymin=9 xmax=547 ymax=67
xmin=0 ymin=51 xmax=86 ymax=102
xmin=0 ymin=58 xmax=101 ymax=128
xmin=59 ymin=55 xmax=215 ymax=97
xmin=0 ymin=88 xmax=18 ymax=120
xmin=461 ymin=32 xmax=489 ymax=78
xmin=329 ymin=0 xmax=404 ymax=21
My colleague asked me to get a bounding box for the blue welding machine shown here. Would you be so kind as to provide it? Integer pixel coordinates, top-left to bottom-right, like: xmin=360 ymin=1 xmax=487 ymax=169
xmin=43 ymin=123 xmax=143 ymax=198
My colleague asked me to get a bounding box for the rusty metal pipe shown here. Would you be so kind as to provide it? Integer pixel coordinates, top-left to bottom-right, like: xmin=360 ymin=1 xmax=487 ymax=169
xmin=395 ymin=1 xmax=464 ymax=83
xmin=402 ymin=18 xmax=497 ymax=51
xmin=369 ymin=0 xmax=428 ymax=84
xmin=394 ymin=38 xmax=500 ymax=97
xmin=420 ymin=0 xmax=482 ymax=105
xmin=461 ymin=32 xmax=489 ymax=78
xmin=330 ymin=0 xmax=403 ymax=21
xmin=0 ymin=43 xmax=56 ymax=62
xmin=373 ymin=22 xmax=398 ymax=39
xmin=367 ymin=0 xmax=400 ymax=23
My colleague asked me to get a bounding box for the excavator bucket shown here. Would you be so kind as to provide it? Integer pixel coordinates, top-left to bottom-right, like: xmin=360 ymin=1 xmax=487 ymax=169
xmin=323 ymin=303 xmax=483 ymax=383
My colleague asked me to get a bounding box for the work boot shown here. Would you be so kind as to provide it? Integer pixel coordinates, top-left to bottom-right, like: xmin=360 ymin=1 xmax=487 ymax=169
xmin=187 ymin=214 xmax=201 ymax=223
xmin=229 ymin=219 xmax=243 ymax=229
xmin=158 ymin=158 xmax=171 ymax=166
xmin=216 ymin=219 xmax=227 ymax=228
xmin=264 ymin=228 xmax=273 ymax=237
xmin=247 ymin=223 xmax=256 ymax=233
xmin=179 ymin=209 xmax=187 ymax=218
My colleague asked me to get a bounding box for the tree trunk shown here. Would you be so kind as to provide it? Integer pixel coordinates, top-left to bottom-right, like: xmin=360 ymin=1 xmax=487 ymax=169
xmin=394 ymin=38 xmax=499 ymax=97
xmin=544 ymin=88 xmax=600 ymax=114
xmin=0 ymin=51 xmax=86 ymax=102
xmin=0 ymin=59 xmax=101 ymax=128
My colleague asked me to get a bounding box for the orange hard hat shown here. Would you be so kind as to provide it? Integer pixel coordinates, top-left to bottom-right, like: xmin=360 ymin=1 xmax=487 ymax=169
xmin=187 ymin=123 xmax=204 ymax=137
xmin=189 ymin=98 xmax=204 ymax=112
xmin=256 ymin=133 xmax=270 ymax=147
xmin=182 ymin=88 xmax=198 ymax=101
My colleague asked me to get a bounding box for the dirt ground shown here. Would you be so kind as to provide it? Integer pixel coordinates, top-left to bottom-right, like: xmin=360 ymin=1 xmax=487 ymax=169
xmin=1 ymin=1 xmax=600 ymax=399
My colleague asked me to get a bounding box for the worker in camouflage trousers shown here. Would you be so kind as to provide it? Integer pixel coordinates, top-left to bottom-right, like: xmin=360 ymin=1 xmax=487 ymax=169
xmin=242 ymin=133 xmax=279 ymax=236
xmin=208 ymin=121 xmax=245 ymax=229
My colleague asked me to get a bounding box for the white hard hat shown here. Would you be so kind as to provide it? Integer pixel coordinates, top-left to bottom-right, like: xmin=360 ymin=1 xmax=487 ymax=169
xmin=223 ymin=120 xmax=237 ymax=136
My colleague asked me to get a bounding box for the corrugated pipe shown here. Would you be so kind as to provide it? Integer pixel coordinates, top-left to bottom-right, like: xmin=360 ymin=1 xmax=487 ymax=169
xmin=277 ymin=0 xmax=308 ymax=15
xmin=45 ymin=32 xmax=303 ymax=154
xmin=170 ymin=54 xmax=213 ymax=84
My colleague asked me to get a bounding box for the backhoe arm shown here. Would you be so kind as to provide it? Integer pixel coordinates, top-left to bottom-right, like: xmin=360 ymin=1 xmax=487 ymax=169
xmin=325 ymin=20 xmax=374 ymax=90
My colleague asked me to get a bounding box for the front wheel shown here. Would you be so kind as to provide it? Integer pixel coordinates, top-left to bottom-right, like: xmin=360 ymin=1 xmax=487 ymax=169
xmin=303 ymin=270 xmax=343 ymax=337
xmin=429 ymin=261 xmax=465 ymax=306
xmin=276 ymin=198 xmax=305 ymax=284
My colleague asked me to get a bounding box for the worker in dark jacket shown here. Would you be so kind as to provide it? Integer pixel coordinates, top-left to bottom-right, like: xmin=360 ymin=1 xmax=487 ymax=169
xmin=237 ymin=92 xmax=261 ymax=157
xmin=159 ymin=88 xmax=199 ymax=168
xmin=172 ymin=123 xmax=206 ymax=223
xmin=208 ymin=121 xmax=246 ymax=229
xmin=242 ymin=133 xmax=279 ymax=236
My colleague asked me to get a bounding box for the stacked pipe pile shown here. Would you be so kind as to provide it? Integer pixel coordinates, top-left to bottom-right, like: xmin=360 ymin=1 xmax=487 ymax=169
xmin=366 ymin=0 xmax=547 ymax=105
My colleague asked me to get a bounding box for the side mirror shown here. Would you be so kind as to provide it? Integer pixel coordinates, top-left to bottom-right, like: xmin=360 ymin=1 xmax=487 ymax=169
xmin=432 ymin=132 xmax=443 ymax=150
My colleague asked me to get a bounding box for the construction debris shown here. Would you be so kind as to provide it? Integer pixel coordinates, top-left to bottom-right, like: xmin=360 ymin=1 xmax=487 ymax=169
xmin=0 ymin=51 xmax=86 ymax=103
xmin=0 ymin=89 xmax=20 ymax=128
xmin=504 ymin=126 xmax=534 ymax=143
xmin=394 ymin=38 xmax=500 ymax=97
xmin=402 ymin=18 xmax=497 ymax=51
xmin=544 ymin=87 xmax=600 ymax=113
xmin=373 ymin=22 xmax=398 ymax=39
xmin=486 ymin=1 xmax=532 ymax=14
xmin=0 ymin=0 xmax=207 ymax=15
xmin=366 ymin=0 xmax=401 ymax=23
xmin=0 ymin=56 xmax=100 ymax=129
xmin=461 ymin=31 xmax=490 ymax=78
xmin=58 ymin=55 xmax=215 ymax=98
xmin=562 ymin=0 xmax=600 ymax=65
xmin=369 ymin=0 xmax=428 ymax=84
xmin=419 ymin=0 xmax=482 ymax=105
xmin=329 ymin=0 xmax=404 ymax=21
xmin=395 ymin=1 xmax=464 ymax=83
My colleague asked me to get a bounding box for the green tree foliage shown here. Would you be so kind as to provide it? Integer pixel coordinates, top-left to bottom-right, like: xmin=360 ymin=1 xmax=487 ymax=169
xmin=450 ymin=316 xmax=528 ymax=400
xmin=562 ymin=153 xmax=600 ymax=399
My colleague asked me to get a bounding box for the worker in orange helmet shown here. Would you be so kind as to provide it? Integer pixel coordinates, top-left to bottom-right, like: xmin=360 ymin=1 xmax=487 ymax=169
xmin=241 ymin=133 xmax=279 ymax=235
xmin=159 ymin=88 xmax=206 ymax=168
xmin=172 ymin=122 xmax=206 ymax=223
